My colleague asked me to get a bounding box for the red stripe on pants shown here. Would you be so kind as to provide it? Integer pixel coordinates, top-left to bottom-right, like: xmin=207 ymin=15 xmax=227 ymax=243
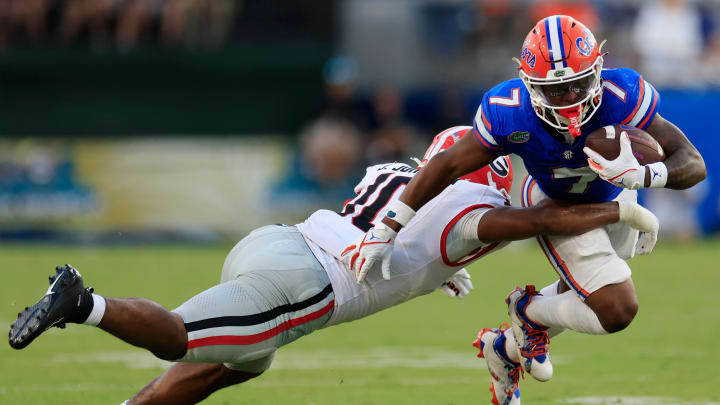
xmin=187 ymin=300 xmax=334 ymax=349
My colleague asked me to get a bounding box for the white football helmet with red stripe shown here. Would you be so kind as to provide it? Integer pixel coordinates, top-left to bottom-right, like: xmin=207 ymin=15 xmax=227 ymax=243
xmin=515 ymin=15 xmax=605 ymax=139
xmin=418 ymin=126 xmax=513 ymax=198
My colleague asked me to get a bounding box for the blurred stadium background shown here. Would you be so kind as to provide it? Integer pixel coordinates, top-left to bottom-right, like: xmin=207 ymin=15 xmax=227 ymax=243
xmin=1 ymin=0 xmax=719 ymax=404
xmin=0 ymin=0 xmax=717 ymax=240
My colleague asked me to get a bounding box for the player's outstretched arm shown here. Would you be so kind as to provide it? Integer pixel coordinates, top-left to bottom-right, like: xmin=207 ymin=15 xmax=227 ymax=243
xmin=645 ymin=113 xmax=706 ymax=189
xmin=348 ymin=132 xmax=498 ymax=283
xmin=383 ymin=131 xmax=498 ymax=231
xmin=475 ymin=199 xmax=656 ymax=243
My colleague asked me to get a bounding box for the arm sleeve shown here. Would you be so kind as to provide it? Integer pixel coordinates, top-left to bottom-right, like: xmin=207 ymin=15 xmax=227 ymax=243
xmin=444 ymin=206 xmax=497 ymax=262
xmin=450 ymin=207 xmax=493 ymax=241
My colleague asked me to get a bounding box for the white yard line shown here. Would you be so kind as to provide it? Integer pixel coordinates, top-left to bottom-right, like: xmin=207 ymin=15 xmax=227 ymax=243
xmin=51 ymin=346 xmax=569 ymax=371
xmin=562 ymin=397 xmax=720 ymax=405
xmin=2 ymin=384 xmax=136 ymax=392
xmin=271 ymin=347 xmax=483 ymax=370
xmin=51 ymin=351 xmax=173 ymax=370
xmin=246 ymin=376 xmax=480 ymax=388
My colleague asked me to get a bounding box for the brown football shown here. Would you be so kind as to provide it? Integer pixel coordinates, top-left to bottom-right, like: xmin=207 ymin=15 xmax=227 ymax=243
xmin=584 ymin=124 xmax=665 ymax=165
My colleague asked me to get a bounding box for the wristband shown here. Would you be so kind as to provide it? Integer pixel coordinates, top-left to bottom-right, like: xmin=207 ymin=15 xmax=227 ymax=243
xmin=385 ymin=200 xmax=416 ymax=227
xmin=646 ymin=162 xmax=668 ymax=188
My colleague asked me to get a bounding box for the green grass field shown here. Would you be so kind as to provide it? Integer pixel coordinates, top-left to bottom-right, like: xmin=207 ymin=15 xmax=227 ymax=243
xmin=1 ymin=240 xmax=719 ymax=405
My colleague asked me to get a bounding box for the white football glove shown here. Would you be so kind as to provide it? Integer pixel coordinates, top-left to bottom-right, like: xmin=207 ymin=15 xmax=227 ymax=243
xmin=618 ymin=200 xmax=659 ymax=255
xmin=635 ymin=231 xmax=657 ymax=255
xmin=342 ymin=223 xmax=397 ymax=283
xmin=584 ymin=131 xmax=645 ymax=190
xmin=440 ymin=268 xmax=473 ymax=299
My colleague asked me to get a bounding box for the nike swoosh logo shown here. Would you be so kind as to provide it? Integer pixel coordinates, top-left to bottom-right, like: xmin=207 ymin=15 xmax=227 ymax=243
xmin=45 ymin=275 xmax=62 ymax=295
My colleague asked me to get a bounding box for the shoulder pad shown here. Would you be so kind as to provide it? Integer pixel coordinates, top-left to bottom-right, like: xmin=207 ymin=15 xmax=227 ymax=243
xmin=354 ymin=163 xmax=417 ymax=194
xmin=602 ymin=68 xmax=659 ymax=130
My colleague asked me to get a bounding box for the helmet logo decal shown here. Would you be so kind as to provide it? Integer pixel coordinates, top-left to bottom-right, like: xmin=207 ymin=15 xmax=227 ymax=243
xmin=554 ymin=70 xmax=566 ymax=77
xmin=521 ymin=47 xmax=536 ymax=68
xmin=489 ymin=157 xmax=511 ymax=177
xmin=508 ymin=131 xmax=530 ymax=143
xmin=576 ymin=33 xmax=595 ymax=57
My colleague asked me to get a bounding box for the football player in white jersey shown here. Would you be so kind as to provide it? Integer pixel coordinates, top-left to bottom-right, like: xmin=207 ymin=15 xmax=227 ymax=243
xmin=9 ymin=126 xmax=659 ymax=405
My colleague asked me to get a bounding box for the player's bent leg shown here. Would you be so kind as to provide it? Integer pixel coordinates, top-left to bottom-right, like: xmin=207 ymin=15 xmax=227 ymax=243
xmin=522 ymin=289 xmax=606 ymax=335
xmin=521 ymin=246 xmax=637 ymax=336
xmin=126 ymin=362 xmax=262 ymax=405
xmin=99 ymin=297 xmax=188 ymax=360
xmin=524 ymin=178 xmax=639 ymax=334
xmin=10 ymin=265 xmax=189 ymax=360
xmin=529 ymin=215 xmax=635 ymax=336
xmin=584 ymin=278 xmax=638 ymax=333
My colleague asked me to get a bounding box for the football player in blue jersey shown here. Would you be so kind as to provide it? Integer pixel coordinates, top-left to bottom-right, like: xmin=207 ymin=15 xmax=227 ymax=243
xmin=345 ymin=14 xmax=706 ymax=404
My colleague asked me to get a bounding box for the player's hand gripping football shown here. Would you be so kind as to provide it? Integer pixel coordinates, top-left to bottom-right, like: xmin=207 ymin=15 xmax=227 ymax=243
xmin=584 ymin=131 xmax=645 ymax=190
xmin=440 ymin=268 xmax=473 ymax=299
xmin=617 ymin=200 xmax=659 ymax=255
xmin=342 ymin=223 xmax=397 ymax=283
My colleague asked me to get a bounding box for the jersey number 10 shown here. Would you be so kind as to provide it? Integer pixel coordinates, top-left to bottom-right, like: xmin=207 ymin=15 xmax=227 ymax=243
xmin=339 ymin=174 xmax=413 ymax=232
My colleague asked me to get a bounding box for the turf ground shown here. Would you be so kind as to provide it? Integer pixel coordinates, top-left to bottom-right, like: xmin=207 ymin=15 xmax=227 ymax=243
xmin=1 ymin=240 xmax=719 ymax=405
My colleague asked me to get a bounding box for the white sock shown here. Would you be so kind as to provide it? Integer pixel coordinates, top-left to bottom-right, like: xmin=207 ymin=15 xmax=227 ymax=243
xmin=82 ymin=294 xmax=107 ymax=326
xmin=539 ymin=280 xmax=561 ymax=296
xmin=538 ymin=280 xmax=567 ymax=338
xmin=526 ymin=291 xmax=607 ymax=335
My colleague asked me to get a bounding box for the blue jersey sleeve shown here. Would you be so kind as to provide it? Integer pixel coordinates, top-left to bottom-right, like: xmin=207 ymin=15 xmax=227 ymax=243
xmin=602 ymin=68 xmax=660 ymax=130
xmin=472 ymin=93 xmax=507 ymax=155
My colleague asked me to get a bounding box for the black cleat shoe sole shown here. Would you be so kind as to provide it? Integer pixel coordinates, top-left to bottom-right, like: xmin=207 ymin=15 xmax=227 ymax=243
xmin=8 ymin=264 xmax=91 ymax=350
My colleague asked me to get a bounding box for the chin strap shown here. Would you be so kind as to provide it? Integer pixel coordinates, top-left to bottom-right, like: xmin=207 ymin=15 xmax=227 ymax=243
xmin=558 ymin=106 xmax=582 ymax=138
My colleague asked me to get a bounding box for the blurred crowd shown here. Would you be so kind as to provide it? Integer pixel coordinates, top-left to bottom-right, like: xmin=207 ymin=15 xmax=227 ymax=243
xmin=270 ymin=56 xmax=427 ymax=212
xmin=3 ymin=0 xmax=718 ymax=85
xmin=469 ymin=0 xmax=720 ymax=88
xmin=0 ymin=0 xmax=716 ymax=236
xmin=0 ymin=0 xmax=237 ymax=51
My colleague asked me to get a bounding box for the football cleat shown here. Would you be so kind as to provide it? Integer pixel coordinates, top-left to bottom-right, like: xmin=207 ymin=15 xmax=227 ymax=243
xmin=506 ymin=285 xmax=552 ymax=382
xmin=9 ymin=264 xmax=94 ymax=350
xmin=473 ymin=325 xmax=522 ymax=405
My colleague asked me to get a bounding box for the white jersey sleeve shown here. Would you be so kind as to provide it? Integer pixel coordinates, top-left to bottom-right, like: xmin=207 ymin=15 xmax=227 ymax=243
xmin=296 ymin=162 xmax=510 ymax=326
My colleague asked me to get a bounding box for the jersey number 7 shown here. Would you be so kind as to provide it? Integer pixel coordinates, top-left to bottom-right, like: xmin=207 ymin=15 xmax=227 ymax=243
xmin=551 ymin=166 xmax=598 ymax=194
